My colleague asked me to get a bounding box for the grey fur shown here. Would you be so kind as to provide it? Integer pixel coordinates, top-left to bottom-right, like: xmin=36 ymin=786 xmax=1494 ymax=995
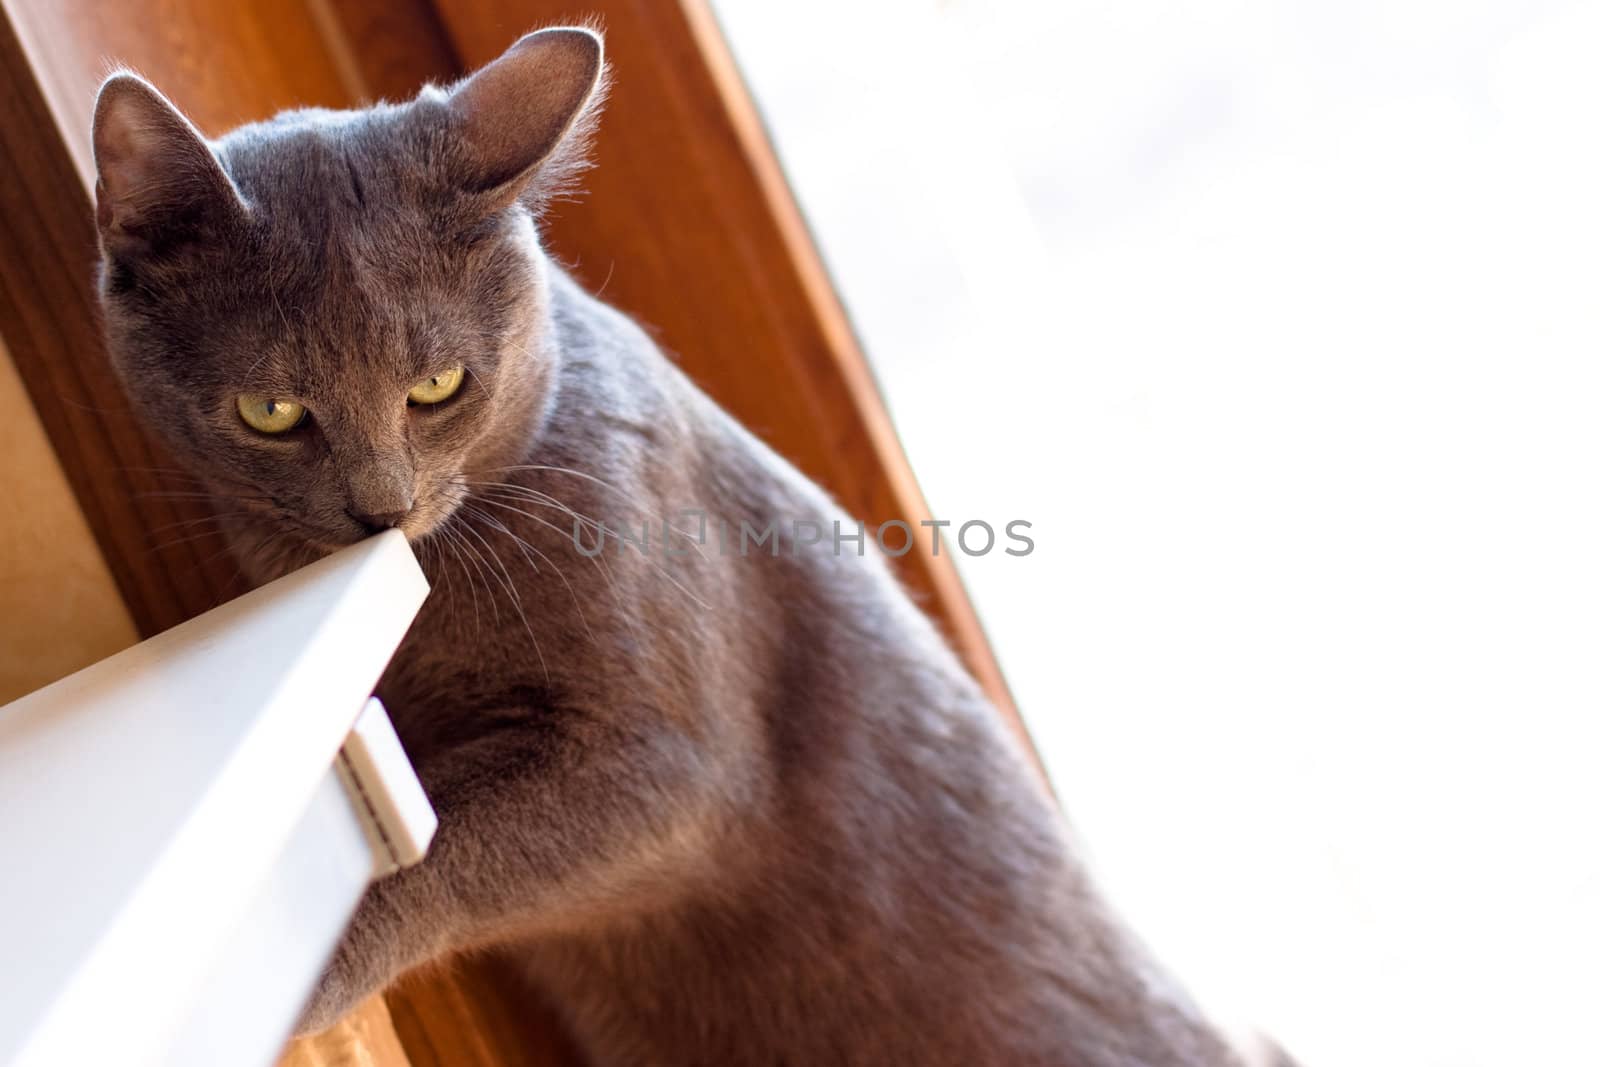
xmin=92 ymin=27 xmax=1272 ymax=1067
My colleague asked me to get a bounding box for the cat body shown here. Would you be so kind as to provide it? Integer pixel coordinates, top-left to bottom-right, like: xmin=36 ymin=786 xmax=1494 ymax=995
xmin=90 ymin=27 xmax=1259 ymax=1067
xmin=349 ymin=269 xmax=1233 ymax=1066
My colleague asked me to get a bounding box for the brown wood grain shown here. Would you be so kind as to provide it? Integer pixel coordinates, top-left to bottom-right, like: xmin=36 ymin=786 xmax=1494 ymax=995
xmin=317 ymin=0 xmax=460 ymax=104
xmin=385 ymin=960 xmax=587 ymax=1067
xmin=0 ymin=2 xmax=237 ymax=635
xmin=4 ymin=0 xmax=360 ymax=188
xmin=279 ymin=997 xmax=414 ymax=1067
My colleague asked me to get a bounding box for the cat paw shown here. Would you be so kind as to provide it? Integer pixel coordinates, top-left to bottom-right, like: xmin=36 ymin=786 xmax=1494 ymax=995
xmin=293 ymin=941 xmax=368 ymax=1036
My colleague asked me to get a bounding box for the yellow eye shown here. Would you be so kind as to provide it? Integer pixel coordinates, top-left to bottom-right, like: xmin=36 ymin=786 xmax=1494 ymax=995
xmin=236 ymin=395 xmax=306 ymax=434
xmin=408 ymin=365 xmax=465 ymax=405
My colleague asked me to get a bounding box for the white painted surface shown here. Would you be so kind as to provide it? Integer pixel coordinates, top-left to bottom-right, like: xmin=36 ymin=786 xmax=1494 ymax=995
xmin=163 ymin=771 xmax=374 ymax=1067
xmin=338 ymin=697 xmax=440 ymax=875
xmin=0 ymin=530 xmax=429 ymax=1067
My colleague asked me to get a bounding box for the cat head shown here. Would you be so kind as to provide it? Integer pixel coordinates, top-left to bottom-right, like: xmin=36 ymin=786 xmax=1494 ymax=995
xmin=92 ymin=28 xmax=606 ymax=560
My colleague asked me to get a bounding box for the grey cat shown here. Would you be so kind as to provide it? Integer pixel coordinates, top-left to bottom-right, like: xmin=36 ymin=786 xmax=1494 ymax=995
xmin=91 ymin=26 xmax=1285 ymax=1067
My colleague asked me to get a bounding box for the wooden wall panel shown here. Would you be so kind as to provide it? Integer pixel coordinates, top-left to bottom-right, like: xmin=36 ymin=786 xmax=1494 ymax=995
xmin=0 ymin=0 xmax=365 ymax=634
xmin=4 ymin=0 xmax=360 ymax=189
xmin=0 ymin=335 xmax=138 ymax=704
xmin=1 ymin=6 xmax=222 ymax=633
xmin=317 ymin=0 xmax=460 ymax=103
xmin=384 ymin=962 xmax=586 ymax=1067
xmin=278 ymin=996 xmax=414 ymax=1067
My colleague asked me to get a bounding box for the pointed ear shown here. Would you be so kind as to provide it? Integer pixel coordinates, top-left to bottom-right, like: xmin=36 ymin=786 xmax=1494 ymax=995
xmin=447 ymin=27 xmax=607 ymax=208
xmin=92 ymin=73 xmax=245 ymax=257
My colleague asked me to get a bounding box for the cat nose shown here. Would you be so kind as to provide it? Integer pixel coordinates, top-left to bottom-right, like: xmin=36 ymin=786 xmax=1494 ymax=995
xmin=348 ymin=507 xmax=410 ymax=533
xmin=345 ymin=460 xmax=415 ymax=533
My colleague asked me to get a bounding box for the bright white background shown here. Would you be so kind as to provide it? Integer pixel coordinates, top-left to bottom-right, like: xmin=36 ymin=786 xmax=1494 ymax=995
xmin=713 ymin=1 xmax=1600 ymax=1064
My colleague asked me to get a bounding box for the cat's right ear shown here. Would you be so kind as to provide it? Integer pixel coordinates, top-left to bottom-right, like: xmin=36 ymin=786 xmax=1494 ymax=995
xmin=92 ymin=73 xmax=245 ymax=257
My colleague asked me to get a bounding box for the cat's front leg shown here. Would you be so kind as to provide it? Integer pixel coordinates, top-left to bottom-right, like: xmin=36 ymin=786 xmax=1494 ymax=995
xmin=294 ymin=700 xmax=729 ymax=1036
xmin=295 ymin=856 xmax=447 ymax=1033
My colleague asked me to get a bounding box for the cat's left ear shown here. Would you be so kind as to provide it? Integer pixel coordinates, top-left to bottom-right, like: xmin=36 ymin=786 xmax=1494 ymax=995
xmin=92 ymin=73 xmax=246 ymax=257
xmin=447 ymin=27 xmax=607 ymax=209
